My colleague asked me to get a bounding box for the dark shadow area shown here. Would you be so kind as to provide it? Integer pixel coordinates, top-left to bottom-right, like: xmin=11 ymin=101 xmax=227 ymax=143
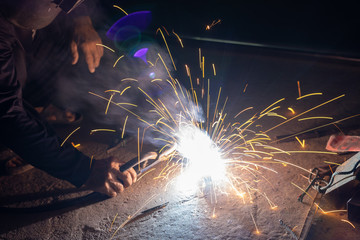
xmin=91 ymin=0 xmax=360 ymax=58
xmin=0 ymin=190 xmax=109 ymax=234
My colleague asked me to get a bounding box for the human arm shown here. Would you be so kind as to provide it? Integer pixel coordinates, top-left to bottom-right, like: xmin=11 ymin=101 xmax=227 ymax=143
xmin=0 ymin=33 xmax=136 ymax=195
xmin=0 ymin=24 xmax=89 ymax=187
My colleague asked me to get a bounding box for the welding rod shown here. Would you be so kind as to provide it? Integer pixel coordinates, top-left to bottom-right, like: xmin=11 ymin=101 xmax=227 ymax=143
xmin=181 ymin=35 xmax=360 ymax=63
xmin=119 ymin=145 xmax=176 ymax=174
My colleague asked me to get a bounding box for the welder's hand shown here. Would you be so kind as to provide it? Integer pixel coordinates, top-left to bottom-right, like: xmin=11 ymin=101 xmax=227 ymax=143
xmin=71 ymin=16 xmax=104 ymax=73
xmin=84 ymin=157 xmax=137 ymax=197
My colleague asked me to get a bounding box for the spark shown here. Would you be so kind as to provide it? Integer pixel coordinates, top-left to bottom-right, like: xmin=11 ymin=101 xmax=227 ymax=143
xmin=297 ymin=81 xmax=301 ymax=97
xmin=298 ymin=116 xmax=333 ymax=121
xmin=295 ymin=136 xmax=306 ymax=148
xmin=272 ymin=160 xmax=312 ymax=174
xmin=313 ymin=203 xmax=348 ymax=216
xmin=243 ymin=83 xmax=248 ymax=93
xmin=332 ymin=123 xmax=344 ymax=134
xmin=260 ymin=98 xmax=285 ymax=115
xmin=250 ymin=212 xmax=260 ymax=235
xmin=157 ymin=28 xmax=177 ymax=70
xmin=161 ymin=26 xmax=170 ymax=36
xmin=287 ymin=107 xmax=295 ymax=114
xmin=113 ymin=55 xmax=124 ymax=68
xmin=212 ymin=208 xmax=216 ymax=218
xmin=234 ymin=107 xmax=253 ymax=119
xmin=113 ymin=5 xmax=128 ymax=15
xmin=205 ymin=19 xmax=221 ymax=30
xmin=271 ymin=150 xmax=337 ymax=155
xmin=212 ymin=87 xmax=222 ymax=124
xmin=90 ymin=155 xmax=93 ymax=168
xmin=88 ymin=91 xmax=141 ymax=118
xmin=104 ymin=90 xmax=121 ymax=94
xmin=122 ymin=116 xmax=129 ymax=139
xmin=120 ymin=86 xmax=131 ymax=95
xmin=71 ymin=142 xmax=80 ymax=148
xmin=136 ymin=168 xmax=156 ymax=181
xmin=202 ymin=56 xmax=205 ymax=78
xmin=137 ymin=128 xmax=140 ymax=172
xmin=105 ymin=93 xmax=115 ymax=114
xmin=316 ymin=206 xmax=347 ymax=214
xmin=296 ymin=92 xmax=323 ymax=100
xmin=121 ymin=78 xmax=138 ymax=82
xmin=212 ymin=63 xmax=216 ymax=76
xmin=274 ymin=113 xmax=360 ymax=143
xmin=109 ymin=213 xmax=118 ymax=231
xmin=172 ymin=30 xmax=184 ymax=48
xmin=262 ymin=146 xmax=289 ymax=154
xmin=61 ymin=127 xmax=80 ymax=147
xmin=243 ymin=150 xmax=274 ymax=157
xmin=112 ymin=194 xmax=158 ymax=239
xmin=265 ymin=94 xmax=345 ymax=133
xmin=291 ymin=182 xmax=314 ymax=201
xmin=206 ymin=78 xmax=210 ymax=128
xmin=323 ymin=161 xmax=341 ymax=166
xmin=185 ymin=64 xmax=194 ymax=94
xmin=90 ymin=129 xmax=116 ymax=135
xmin=266 ymin=112 xmax=287 ymax=120
xmin=95 ymin=44 xmax=115 ymax=52
xmin=151 ymin=78 xmax=162 ymax=82
xmin=199 ymin=48 xmax=202 ymax=69
xmin=158 ymin=53 xmax=174 ymax=81
xmin=341 ymin=219 xmax=356 ymax=229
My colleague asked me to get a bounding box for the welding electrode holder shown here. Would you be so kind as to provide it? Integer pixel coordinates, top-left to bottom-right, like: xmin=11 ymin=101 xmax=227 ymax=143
xmin=119 ymin=151 xmax=158 ymax=175
xmin=298 ymin=168 xmax=324 ymax=202
xmin=299 ymin=159 xmax=360 ymax=202
xmin=316 ymin=160 xmax=360 ymax=193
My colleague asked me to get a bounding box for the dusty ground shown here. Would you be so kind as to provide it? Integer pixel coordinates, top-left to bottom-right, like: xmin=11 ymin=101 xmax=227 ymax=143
xmin=1 ymin=40 xmax=360 ymax=239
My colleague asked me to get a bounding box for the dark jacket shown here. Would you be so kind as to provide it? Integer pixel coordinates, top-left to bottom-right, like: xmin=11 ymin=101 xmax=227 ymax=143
xmin=0 ymin=14 xmax=91 ymax=187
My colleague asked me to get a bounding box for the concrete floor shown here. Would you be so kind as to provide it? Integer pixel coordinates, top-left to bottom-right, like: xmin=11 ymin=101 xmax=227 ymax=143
xmin=1 ymin=40 xmax=360 ymax=239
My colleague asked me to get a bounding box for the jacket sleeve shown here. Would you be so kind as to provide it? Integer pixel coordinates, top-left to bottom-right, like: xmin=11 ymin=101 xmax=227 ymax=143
xmin=0 ymin=37 xmax=92 ymax=187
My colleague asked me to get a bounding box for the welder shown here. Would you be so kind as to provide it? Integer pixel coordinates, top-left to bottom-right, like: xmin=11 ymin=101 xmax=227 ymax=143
xmin=0 ymin=0 xmax=137 ymax=197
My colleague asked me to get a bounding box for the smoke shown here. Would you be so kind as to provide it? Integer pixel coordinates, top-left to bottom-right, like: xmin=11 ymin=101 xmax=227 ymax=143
xmin=56 ymin=40 xmax=204 ymax=148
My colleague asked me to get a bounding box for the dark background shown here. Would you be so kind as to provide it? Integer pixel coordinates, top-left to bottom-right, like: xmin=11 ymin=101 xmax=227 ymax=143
xmin=90 ymin=0 xmax=360 ymax=58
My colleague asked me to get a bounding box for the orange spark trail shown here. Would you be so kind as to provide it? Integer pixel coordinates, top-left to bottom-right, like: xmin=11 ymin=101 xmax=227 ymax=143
xmin=61 ymin=127 xmax=80 ymax=147
xmin=297 ymin=81 xmax=301 ymax=97
xmin=172 ymin=30 xmax=184 ymax=48
xmin=341 ymin=219 xmax=356 ymax=229
xmin=274 ymin=113 xmax=360 ymax=143
xmin=296 ymin=92 xmax=323 ymax=100
xmin=298 ymin=116 xmax=333 ymax=121
xmin=113 ymin=5 xmax=128 ymax=15
xmin=113 ymin=55 xmax=124 ymax=68
xmin=264 ymin=94 xmax=345 ymax=133
xmin=121 ymin=115 xmax=128 ymax=139
xmin=96 ymin=44 xmax=115 ymax=52
xmin=157 ymin=28 xmax=177 ymax=70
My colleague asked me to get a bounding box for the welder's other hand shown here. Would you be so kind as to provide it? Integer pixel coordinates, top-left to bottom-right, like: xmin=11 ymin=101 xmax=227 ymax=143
xmin=71 ymin=16 xmax=103 ymax=73
xmin=84 ymin=157 xmax=137 ymax=197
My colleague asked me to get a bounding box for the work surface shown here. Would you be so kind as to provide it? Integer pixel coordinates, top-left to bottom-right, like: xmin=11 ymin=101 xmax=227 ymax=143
xmin=1 ymin=42 xmax=360 ymax=239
